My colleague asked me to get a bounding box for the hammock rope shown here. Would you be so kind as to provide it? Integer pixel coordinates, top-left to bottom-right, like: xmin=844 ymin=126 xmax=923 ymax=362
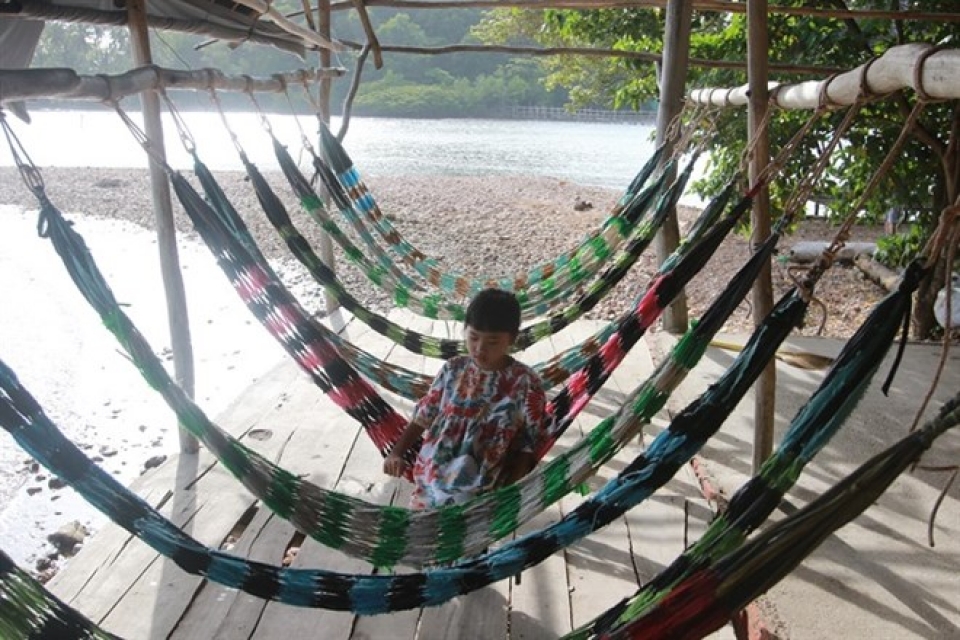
xmin=276 ymin=88 xmax=702 ymax=305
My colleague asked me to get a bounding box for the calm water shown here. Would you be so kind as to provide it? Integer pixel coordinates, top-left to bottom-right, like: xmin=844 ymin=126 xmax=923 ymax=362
xmin=1 ymin=110 xmax=665 ymax=190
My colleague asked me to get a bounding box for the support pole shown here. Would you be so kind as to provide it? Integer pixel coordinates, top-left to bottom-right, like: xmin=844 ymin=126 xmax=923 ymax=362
xmin=654 ymin=0 xmax=693 ymax=333
xmin=317 ymin=0 xmax=339 ymax=313
xmin=747 ymin=0 xmax=775 ymax=472
xmin=127 ymin=0 xmax=198 ymax=454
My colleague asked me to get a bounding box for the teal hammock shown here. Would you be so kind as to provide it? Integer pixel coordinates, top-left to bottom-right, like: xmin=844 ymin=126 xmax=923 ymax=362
xmin=277 ymin=134 xmax=670 ymax=319
xmin=307 ymin=120 xmax=682 ymax=305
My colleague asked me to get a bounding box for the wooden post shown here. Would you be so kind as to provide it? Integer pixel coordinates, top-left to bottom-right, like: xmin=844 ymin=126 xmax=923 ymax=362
xmin=747 ymin=0 xmax=775 ymax=472
xmin=127 ymin=0 xmax=198 ymax=454
xmin=317 ymin=0 xmax=339 ymax=313
xmin=653 ymin=0 xmax=692 ymax=333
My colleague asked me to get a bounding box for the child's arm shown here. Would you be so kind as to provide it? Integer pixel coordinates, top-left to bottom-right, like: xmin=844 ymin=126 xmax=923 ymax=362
xmin=383 ymin=420 xmax=426 ymax=477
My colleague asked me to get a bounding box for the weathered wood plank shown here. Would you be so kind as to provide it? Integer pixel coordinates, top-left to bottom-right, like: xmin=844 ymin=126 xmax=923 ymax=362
xmin=168 ymin=392 xmax=359 ymax=638
xmin=98 ymin=376 xmax=328 ymax=638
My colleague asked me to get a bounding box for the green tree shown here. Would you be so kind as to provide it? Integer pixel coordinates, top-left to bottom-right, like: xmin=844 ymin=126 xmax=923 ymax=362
xmin=477 ymin=1 xmax=960 ymax=338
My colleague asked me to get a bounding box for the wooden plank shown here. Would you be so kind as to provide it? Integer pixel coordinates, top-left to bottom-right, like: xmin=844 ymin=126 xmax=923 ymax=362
xmin=508 ymin=503 xmax=573 ymax=639
xmin=98 ymin=375 xmax=327 ymax=638
xmin=167 ymin=391 xmax=359 ymax=638
xmin=250 ymin=306 xmax=412 ymax=638
xmin=252 ymin=414 xmax=407 ymax=636
xmin=47 ymin=361 xmax=304 ymax=605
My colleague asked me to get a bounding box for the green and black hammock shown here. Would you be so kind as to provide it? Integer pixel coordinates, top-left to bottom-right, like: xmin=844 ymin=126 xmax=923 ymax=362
xmin=0 ymin=548 xmax=118 ymax=640
xmin=197 ymin=146 xmax=694 ymax=357
xmin=602 ymin=389 xmax=960 ymax=640
xmin=307 ymin=120 xmax=681 ymax=305
xmin=276 ymin=134 xmax=670 ymax=319
xmin=573 ymin=261 xmax=927 ymax=639
xmin=275 ymin=137 xmax=675 ymax=322
xmin=6 ymin=391 xmax=955 ymax=638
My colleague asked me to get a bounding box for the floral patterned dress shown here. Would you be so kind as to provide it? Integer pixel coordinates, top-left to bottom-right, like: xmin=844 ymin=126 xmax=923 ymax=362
xmin=409 ymin=355 xmax=546 ymax=509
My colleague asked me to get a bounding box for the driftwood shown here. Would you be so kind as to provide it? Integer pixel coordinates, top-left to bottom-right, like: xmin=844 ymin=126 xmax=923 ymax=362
xmin=854 ymin=255 xmax=900 ymax=292
xmin=788 ymin=241 xmax=876 ymax=264
xmin=689 ymin=44 xmax=960 ymax=107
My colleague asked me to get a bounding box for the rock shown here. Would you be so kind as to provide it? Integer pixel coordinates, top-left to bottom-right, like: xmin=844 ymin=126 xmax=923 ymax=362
xmin=47 ymin=521 xmax=89 ymax=556
xmin=47 ymin=477 xmax=66 ymax=490
xmin=143 ymin=455 xmax=166 ymax=471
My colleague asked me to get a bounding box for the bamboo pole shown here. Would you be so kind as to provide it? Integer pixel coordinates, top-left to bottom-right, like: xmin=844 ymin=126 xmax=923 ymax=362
xmin=126 ymin=0 xmax=198 ymax=454
xmin=328 ymin=0 xmax=960 ymax=24
xmin=689 ymin=44 xmax=960 ymax=107
xmin=653 ymin=0 xmax=691 ymax=334
xmin=0 ymin=66 xmax=344 ymax=104
xmin=317 ymin=0 xmax=339 ymax=313
xmin=747 ymin=0 xmax=775 ymax=473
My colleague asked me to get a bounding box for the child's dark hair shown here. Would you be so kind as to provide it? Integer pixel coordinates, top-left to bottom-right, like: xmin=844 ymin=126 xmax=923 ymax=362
xmin=464 ymin=288 xmax=521 ymax=335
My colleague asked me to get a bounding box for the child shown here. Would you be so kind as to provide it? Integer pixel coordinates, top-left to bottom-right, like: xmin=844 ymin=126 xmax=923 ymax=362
xmin=383 ymin=288 xmax=547 ymax=509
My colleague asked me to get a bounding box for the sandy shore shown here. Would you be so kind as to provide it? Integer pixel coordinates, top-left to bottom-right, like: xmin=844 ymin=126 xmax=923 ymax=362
xmin=0 ymin=165 xmax=888 ymax=577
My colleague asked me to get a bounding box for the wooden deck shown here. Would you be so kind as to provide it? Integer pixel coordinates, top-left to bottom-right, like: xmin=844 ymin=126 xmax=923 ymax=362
xmin=47 ymin=310 xmax=734 ymax=639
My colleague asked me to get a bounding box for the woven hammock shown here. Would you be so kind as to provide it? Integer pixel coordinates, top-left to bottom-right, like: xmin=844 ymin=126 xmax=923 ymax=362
xmin=0 ymin=246 xmax=807 ymax=612
xmin=276 ymin=139 xmax=672 ymax=321
xmin=0 ymin=548 xmax=118 ymax=640
xmin=310 ymin=122 xmax=681 ymax=303
xmin=266 ymin=179 xmax=732 ymax=403
xmin=5 ymin=392 xmax=955 ymax=639
xmin=605 ymin=391 xmax=960 ymax=640
xmin=28 ymin=177 xmax=751 ymax=567
xmin=572 ymin=261 xmax=927 ymax=640
xmin=198 ymin=149 xmax=693 ymax=357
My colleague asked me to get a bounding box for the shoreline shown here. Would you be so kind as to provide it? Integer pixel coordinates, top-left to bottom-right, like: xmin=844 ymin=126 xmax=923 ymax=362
xmin=0 ymin=165 xmax=889 ymax=579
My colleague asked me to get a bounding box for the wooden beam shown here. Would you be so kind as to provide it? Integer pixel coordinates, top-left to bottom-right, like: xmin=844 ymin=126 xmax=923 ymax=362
xmin=126 ymin=0 xmax=198 ymax=454
xmin=351 ymin=0 xmax=385 ymax=69
xmin=653 ymin=0 xmax=691 ymax=334
xmin=689 ymin=44 xmax=960 ymax=108
xmin=0 ymin=65 xmax=344 ymax=104
xmin=317 ymin=0 xmax=340 ymax=314
xmin=228 ymin=0 xmax=348 ymax=51
xmin=747 ymin=0 xmax=775 ymax=474
xmin=335 ymin=42 xmax=844 ymax=75
xmin=8 ymin=1 xmax=306 ymax=56
xmin=328 ymin=0 xmax=960 ymax=24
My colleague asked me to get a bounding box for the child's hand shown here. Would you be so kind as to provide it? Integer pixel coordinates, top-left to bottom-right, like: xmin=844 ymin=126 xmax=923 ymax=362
xmin=383 ymin=454 xmax=406 ymax=477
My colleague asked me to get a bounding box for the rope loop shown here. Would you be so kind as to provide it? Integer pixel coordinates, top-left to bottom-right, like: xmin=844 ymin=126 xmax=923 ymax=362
xmin=818 ymin=73 xmax=842 ymax=109
xmin=913 ymin=44 xmax=948 ymax=103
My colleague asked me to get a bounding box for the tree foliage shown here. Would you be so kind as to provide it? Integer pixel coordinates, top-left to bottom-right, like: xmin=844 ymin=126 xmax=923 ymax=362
xmin=476 ymin=0 xmax=960 ymax=337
